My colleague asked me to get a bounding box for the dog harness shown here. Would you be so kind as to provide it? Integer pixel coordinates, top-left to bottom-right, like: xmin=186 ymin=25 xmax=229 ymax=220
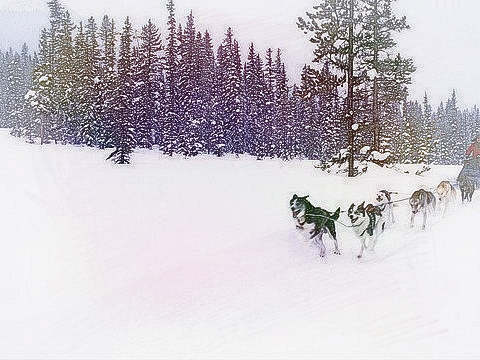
xmin=361 ymin=204 xmax=385 ymax=237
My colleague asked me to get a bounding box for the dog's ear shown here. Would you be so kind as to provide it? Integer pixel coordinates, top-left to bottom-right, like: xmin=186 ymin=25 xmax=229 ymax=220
xmin=293 ymin=194 xmax=298 ymax=199
xmin=301 ymin=195 xmax=310 ymax=200
xmin=360 ymin=201 xmax=365 ymax=208
xmin=349 ymin=203 xmax=354 ymax=213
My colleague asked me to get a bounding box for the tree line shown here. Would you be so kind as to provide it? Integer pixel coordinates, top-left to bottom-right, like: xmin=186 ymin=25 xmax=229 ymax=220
xmin=401 ymin=90 xmax=480 ymax=165
xmin=0 ymin=0 xmax=478 ymax=168
xmin=2 ymin=0 xmax=345 ymax=164
xmin=0 ymin=45 xmax=36 ymax=129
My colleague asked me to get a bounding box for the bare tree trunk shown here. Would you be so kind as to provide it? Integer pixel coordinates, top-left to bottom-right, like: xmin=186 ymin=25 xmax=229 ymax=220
xmin=372 ymin=0 xmax=380 ymax=151
xmin=347 ymin=0 xmax=355 ymax=177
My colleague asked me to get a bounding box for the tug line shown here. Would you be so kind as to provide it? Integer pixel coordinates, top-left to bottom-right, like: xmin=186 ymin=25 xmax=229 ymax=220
xmin=304 ymin=182 xmax=459 ymax=229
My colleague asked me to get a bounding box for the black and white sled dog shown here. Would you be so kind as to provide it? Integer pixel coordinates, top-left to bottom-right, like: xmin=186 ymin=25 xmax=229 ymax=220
xmin=289 ymin=195 xmax=341 ymax=257
xmin=375 ymin=190 xmax=395 ymax=224
xmin=409 ymin=189 xmax=436 ymax=230
xmin=436 ymin=181 xmax=457 ymax=215
xmin=348 ymin=202 xmax=386 ymax=259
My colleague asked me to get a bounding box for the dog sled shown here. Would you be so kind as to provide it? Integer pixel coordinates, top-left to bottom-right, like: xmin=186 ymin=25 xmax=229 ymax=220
xmin=457 ymin=158 xmax=479 ymax=202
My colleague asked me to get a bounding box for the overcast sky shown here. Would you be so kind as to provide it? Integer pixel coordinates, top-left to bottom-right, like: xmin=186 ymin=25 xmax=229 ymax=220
xmin=0 ymin=0 xmax=478 ymax=107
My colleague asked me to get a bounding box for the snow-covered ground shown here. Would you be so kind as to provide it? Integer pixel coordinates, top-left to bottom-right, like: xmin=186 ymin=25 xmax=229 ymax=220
xmin=1 ymin=129 xmax=479 ymax=359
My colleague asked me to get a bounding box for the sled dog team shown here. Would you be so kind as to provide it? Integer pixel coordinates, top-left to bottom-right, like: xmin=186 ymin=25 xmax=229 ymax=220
xmin=290 ymin=180 xmax=463 ymax=259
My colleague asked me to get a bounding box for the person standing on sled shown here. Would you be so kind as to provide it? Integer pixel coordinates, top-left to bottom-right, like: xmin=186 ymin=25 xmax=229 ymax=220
xmin=466 ymin=136 xmax=480 ymax=159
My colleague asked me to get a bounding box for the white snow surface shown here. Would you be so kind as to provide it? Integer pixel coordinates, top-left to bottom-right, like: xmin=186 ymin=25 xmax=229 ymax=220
xmin=360 ymin=145 xmax=371 ymax=154
xmin=38 ymin=74 xmax=50 ymax=83
xmin=1 ymin=130 xmax=479 ymax=359
xmin=370 ymin=150 xmax=391 ymax=161
xmin=24 ymin=89 xmax=36 ymax=100
xmin=367 ymin=68 xmax=379 ymax=79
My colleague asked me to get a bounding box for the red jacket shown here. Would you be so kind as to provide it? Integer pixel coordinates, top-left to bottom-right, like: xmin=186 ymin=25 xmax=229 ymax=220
xmin=466 ymin=143 xmax=480 ymax=158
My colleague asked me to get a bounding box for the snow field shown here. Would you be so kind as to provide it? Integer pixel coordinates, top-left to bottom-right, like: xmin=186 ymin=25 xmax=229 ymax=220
xmin=0 ymin=130 xmax=479 ymax=359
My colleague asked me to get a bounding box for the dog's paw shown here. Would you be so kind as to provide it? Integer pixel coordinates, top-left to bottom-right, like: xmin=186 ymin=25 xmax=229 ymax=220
xmin=334 ymin=250 xmax=341 ymax=255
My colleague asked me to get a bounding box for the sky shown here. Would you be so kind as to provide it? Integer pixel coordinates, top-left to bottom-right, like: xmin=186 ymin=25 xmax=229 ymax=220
xmin=0 ymin=0 xmax=478 ymax=107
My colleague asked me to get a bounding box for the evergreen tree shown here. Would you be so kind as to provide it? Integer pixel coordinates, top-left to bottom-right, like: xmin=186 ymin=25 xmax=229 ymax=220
xmin=134 ymin=19 xmax=164 ymax=149
xmin=108 ymin=17 xmax=135 ymax=164
xmin=97 ymin=15 xmax=117 ymax=149
xmin=399 ymin=100 xmax=422 ymax=163
xmin=298 ymin=0 xmax=364 ymax=175
xmin=177 ymin=12 xmax=201 ymax=156
xmin=289 ymin=84 xmax=304 ymax=158
xmin=274 ymin=49 xmax=290 ymax=159
xmin=163 ymin=0 xmax=179 ymax=155
xmin=216 ymin=28 xmax=243 ymax=155
xmin=360 ymin=0 xmax=411 ymax=151
xmin=419 ymin=92 xmax=435 ymax=163
xmin=297 ymin=65 xmax=322 ymax=160
xmin=243 ymin=43 xmax=265 ymax=157
xmin=82 ymin=16 xmax=101 ymax=146
xmin=262 ymin=48 xmax=275 ymax=158
xmin=72 ymin=21 xmax=89 ymax=144
xmin=55 ymin=9 xmax=76 ymax=143
xmin=4 ymin=52 xmax=24 ymax=128
xmin=27 ymin=28 xmax=55 ymax=144
xmin=196 ymin=30 xmax=217 ymax=154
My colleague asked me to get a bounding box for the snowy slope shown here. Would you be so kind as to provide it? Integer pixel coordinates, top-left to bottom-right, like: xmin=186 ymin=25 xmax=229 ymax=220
xmin=0 ymin=130 xmax=479 ymax=359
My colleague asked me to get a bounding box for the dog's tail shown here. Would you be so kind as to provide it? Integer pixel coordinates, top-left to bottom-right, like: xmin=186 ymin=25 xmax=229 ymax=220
xmin=332 ymin=207 xmax=341 ymax=221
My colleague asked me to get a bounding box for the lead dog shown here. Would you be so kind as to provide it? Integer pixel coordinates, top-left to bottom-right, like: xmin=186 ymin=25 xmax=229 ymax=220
xmin=436 ymin=181 xmax=457 ymax=215
xmin=289 ymin=195 xmax=341 ymax=257
xmin=409 ymin=189 xmax=436 ymax=230
xmin=348 ymin=202 xmax=386 ymax=259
